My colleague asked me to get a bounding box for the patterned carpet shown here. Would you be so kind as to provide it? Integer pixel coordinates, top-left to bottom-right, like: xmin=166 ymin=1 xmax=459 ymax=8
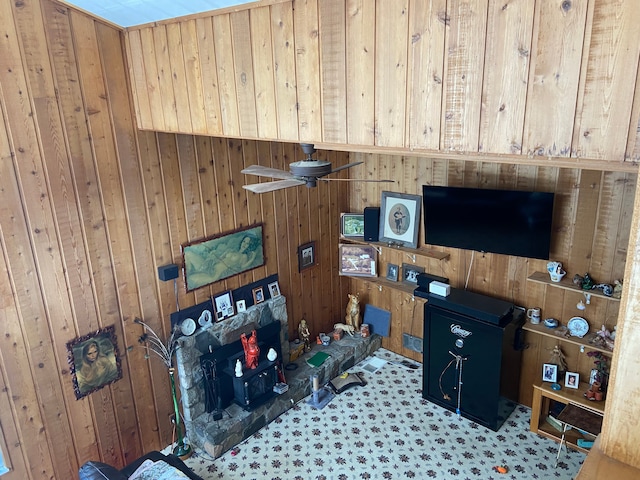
xmin=179 ymin=349 xmax=585 ymax=479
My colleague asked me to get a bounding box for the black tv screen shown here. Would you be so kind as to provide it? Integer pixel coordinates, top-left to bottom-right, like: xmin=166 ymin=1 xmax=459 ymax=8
xmin=422 ymin=186 xmax=554 ymax=260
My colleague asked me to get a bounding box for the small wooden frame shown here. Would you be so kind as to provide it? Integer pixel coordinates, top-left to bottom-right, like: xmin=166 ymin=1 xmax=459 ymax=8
xmin=298 ymin=241 xmax=316 ymax=272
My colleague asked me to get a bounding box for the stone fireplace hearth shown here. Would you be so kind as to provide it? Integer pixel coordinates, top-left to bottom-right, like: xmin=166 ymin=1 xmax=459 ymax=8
xmin=174 ymin=295 xmax=381 ymax=458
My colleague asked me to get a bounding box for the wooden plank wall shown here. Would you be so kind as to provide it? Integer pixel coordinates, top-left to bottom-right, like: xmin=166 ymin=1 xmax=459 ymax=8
xmin=125 ymin=0 xmax=640 ymax=168
xmin=0 ymin=1 xmax=349 ymax=478
xmin=346 ymin=156 xmax=635 ymax=408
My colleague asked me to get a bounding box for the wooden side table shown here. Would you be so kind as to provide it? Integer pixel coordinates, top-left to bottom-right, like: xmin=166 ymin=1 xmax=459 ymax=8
xmin=530 ymin=380 xmax=605 ymax=454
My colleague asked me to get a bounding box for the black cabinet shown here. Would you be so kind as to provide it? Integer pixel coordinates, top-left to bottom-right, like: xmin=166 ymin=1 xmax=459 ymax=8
xmin=226 ymin=360 xmax=278 ymax=411
xmin=416 ymin=287 xmax=524 ymax=431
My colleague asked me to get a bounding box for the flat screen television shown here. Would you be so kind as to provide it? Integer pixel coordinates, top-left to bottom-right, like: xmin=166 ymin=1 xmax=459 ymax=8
xmin=422 ymin=185 xmax=555 ymax=260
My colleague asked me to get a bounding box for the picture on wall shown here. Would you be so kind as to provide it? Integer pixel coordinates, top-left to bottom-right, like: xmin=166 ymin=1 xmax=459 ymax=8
xmin=340 ymin=213 xmax=365 ymax=238
xmin=182 ymin=224 xmax=265 ymax=292
xmin=378 ymin=191 xmax=421 ymax=248
xmin=298 ymin=241 xmax=316 ymax=272
xmin=67 ymin=325 xmax=122 ymax=400
xmin=339 ymin=244 xmax=377 ymax=277
xmin=213 ymin=290 xmax=235 ymax=321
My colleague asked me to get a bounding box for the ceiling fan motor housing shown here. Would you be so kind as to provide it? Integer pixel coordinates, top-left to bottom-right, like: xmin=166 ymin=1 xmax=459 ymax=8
xmin=289 ymin=160 xmax=332 ymax=179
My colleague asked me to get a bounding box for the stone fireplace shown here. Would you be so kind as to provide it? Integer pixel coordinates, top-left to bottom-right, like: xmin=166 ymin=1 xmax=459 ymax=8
xmin=174 ymin=295 xmax=381 ymax=458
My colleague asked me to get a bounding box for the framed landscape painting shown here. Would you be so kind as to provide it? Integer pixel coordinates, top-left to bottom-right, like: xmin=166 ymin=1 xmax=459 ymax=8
xmin=182 ymin=224 xmax=265 ymax=292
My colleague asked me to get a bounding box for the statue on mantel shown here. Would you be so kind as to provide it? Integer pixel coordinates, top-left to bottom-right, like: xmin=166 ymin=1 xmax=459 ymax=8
xmin=345 ymin=293 xmax=361 ymax=331
xmin=241 ymin=330 xmax=260 ymax=369
xmin=298 ymin=318 xmax=311 ymax=352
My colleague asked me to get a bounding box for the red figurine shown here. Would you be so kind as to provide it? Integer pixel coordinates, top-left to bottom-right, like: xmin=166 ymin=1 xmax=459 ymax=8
xmin=241 ymin=330 xmax=260 ymax=369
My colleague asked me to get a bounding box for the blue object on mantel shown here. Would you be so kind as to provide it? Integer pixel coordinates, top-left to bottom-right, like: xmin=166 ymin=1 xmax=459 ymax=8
xmin=551 ymin=383 xmax=562 ymax=391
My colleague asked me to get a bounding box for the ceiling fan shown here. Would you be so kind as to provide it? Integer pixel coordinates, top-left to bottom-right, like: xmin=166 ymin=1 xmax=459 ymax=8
xmin=241 ymin=144 xmax=393 ymax=193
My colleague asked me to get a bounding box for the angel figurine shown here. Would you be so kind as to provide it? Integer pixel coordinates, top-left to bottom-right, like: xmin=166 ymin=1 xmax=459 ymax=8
xmin=548 ymin=345 xmax=568 ymax=379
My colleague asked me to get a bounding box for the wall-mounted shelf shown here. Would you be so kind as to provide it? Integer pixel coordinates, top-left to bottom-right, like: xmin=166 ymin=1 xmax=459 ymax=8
xmin=341 ymin=237 xmax=449 ymax=261
xmin=527 ymin=271 xmax=620 ymax=302
xmin=341 ymin=274 xmax=425 ymax=297
xmin=521 ymin=323 xmax=613 ymax=356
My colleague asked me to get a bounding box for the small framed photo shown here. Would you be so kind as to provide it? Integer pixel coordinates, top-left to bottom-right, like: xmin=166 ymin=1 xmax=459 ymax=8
xmin=339 ymin=244 xmax=377 ymax=277
xmin=340 ymin=213 xmax=365 ymax=238
xmin=268 ymin=281 xmax=281 ymax=298
xmin=213 ymin=290 xmax=234 ymax=321
xmin=252 ymin=286 xmax=265 ymax=304
xmin=543 ymin=363 xmax=558 ymax=383
xmin=236 ymin=299 xmax=246 ymax=313
xmin=298 ymin=241 xmax=316 ymax=272
xmin=402 ymin=263 xmax=425 ymax=285
xmin=565 ymin=372 xmax=580 ymax=389
xmin=386 ymin=263 xmax=399 ymax=282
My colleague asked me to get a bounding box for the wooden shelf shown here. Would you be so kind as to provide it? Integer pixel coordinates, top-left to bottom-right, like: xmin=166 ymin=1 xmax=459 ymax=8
xmin=341 ymin=274 xmax=425 ymax=296
xmin=341 ymin=237 xmax=450 ymax=261
xmin=531 ymin=380 xmax=604 ymax=454
xmin=522 ymin=322 xmax=613 ymax=356
xmin=527 ymin=271 xmax=620 ymax=302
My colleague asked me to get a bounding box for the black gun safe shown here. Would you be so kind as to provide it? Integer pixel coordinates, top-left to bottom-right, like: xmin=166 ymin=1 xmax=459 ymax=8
xmin=415 ymin=287 xmax=524 ymax=431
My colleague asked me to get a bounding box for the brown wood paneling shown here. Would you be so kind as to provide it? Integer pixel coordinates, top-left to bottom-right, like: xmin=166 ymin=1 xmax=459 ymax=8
xmin=573 ymin=0 xmax=640 ymax=161
xmin=374 ymin=0 xmax=409 ymax=147
xmin=523 ymin=0 xmax=588 ymax=158
xmin=3 ymin=1 xmax=640 ymax=477
xmin=250 ymin=7 xmax=278 ymax=139
xmin=212 ymin=14 xmax=241 ymax=137
xmin=441 ymin=0 xmax=488 ymax=152
xmin=270 ymin=2 xmax=299 ymax=141
xmin=479 ymin=0 xmax=534 ymax=155
xmin=230 ymin=10 xmax=258 ymax=139
xmin=318 ymin=0 xmax=347 ymax=144
xmin=345 ymin=0 xmax=375 ymax=146
xmin=293 ymin=0 xmax=322 ymax=142
xmin=406 ymin=0 xmax=445 ymax=150
xmin=195 ymin=17 xmax=223 ymax=134
xmin=180 ymin=20 xmax=207 ymax=134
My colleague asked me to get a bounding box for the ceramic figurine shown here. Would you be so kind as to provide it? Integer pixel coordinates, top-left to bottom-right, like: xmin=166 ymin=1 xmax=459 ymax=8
xmin=345 ymin=293 xmax=361 ymax=331
xmin=581 ymin=273 xmax=594 ymax=290
xmin=613 ymin=279 xmax=623 ymax=299
xmin=298 ymin=318 xmax=311 ymax=352
xmin=241 ymin=330 xmax=260 ymax=369
xmin=235 ymin=358 xmax=243 ymax=377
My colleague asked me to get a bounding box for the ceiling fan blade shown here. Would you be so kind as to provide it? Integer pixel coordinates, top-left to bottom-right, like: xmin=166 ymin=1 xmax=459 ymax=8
xmin=241 ymin=164 xmax=294 ymax=180
xmin=329 ymin=161 xmax=364 ymax=174
xmin=243 ymin=179 xmax=306 ymax=193
xmin=319 ymin=178 xmax=395 ymax=183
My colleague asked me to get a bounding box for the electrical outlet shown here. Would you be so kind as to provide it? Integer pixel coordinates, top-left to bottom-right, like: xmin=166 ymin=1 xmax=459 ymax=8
xmin=402 ymin=333 xmax=423 ymax=353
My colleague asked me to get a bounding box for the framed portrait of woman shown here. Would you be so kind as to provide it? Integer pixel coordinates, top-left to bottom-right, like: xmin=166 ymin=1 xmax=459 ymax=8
xmin=67 ymin=325 xmax=122 ymax=400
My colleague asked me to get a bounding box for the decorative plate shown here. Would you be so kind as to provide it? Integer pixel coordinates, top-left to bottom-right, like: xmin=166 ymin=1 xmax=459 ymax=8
xmin=568 ymin=316 xmax=589 ymax=338
xmin=181 ymin=318 xmax=196 ymax=336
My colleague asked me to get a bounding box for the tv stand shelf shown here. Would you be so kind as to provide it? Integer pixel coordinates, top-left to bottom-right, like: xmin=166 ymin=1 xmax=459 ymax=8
xmin=527 ymin=272 xmax=620 ymax=302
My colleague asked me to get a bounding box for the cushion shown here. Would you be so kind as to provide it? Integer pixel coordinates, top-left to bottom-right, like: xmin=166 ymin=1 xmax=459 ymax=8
xmin=78 ymin=461 xmax=127 ymax=480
